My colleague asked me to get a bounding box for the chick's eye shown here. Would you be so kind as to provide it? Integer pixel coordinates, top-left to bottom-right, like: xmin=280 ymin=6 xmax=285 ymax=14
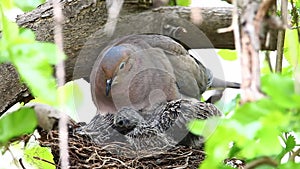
xmin=119 ymin=62 xmax=126 ymax=69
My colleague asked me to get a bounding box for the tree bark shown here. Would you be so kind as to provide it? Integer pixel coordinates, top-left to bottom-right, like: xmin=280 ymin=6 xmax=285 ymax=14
xmin=0 ymin=0 xmax=277 ymax=114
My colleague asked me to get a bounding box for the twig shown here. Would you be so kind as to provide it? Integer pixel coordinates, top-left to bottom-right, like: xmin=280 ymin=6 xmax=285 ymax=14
xmin=289 ymin=147 xmax=300 ymax=162
xmin=245 ymin=157 xmax=278 ymax=169
xmin=18 ymin=158 xmax=26 ymax=169
xmin=33 ymin=156 xmax=57 ymax=166
xmin=232 ymin=0 xmax=241 ymax=58
xmin=104 ymin=0 xmax=124 ymax=36
xmin=265 ymin=51 xmax=273 ymax=72
xmin=275 ymin=0 xmax=288 ymax=73
xmin=173 ymin=157 xmax=189 ymax=169
xmin=52 ymin=0 xmax=69 ymax=168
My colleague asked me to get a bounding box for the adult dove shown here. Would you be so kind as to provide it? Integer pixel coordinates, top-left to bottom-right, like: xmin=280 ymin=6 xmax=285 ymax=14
xmin=90 ymin=34 xmax=239 ymax=114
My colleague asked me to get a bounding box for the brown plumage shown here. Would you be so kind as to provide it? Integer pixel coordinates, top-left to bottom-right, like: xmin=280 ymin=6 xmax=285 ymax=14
xmin=90 ymin=34 xmax=239 ymax=114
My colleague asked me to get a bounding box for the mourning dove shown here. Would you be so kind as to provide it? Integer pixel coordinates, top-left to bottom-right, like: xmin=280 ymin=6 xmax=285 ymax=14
xmin=90 ymin=34 xmax=239 ymax=114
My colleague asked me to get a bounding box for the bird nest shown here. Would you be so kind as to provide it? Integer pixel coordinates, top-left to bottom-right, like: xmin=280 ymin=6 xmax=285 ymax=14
xmin=38 ymin=128 xmax=206 ymax=168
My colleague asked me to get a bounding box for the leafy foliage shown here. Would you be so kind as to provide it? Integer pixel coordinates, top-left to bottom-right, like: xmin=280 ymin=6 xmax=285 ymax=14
xmin=169 ymin=0 xmax=191 ymax=6
xmin=0 ymin=0 xmax=63 ymax=150
xmin=0 ymin=107 xmax=37 ymax=145
xmin=13 ymin=0 xmax=46 ymax=12
xmin=218 ymin=49 xmax=238 ymax=61
xmin=189 ymin=29 xmax=300 ymax=169
xmin=24 ymin=144 xmax=55 ymax=169
xmin=190 ymin=73 xmax=300 ymax=169
xmin=0 ymin=11 xmax=65 ymax=104
xmin=0 ymin=0 xmax=45 ymax=11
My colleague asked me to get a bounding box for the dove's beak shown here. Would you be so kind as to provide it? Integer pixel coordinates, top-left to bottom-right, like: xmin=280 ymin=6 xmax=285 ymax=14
xmin=106 ymin=79 xmax=112 ymax=96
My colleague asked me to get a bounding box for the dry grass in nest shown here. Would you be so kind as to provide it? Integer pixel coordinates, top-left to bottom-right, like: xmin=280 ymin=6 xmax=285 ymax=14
xmin=38 ymin=128 xmax=206 ymax=168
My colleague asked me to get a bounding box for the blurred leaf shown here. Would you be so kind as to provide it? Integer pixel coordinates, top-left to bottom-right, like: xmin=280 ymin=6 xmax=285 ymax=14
xmin=0 ymin=107 xmax=37 ymax=145
xmin=284 ymin=29 xmax=300 ymax=67
xmin=13 ymin=0 xmax=45 ymax=12
xmin=0 ymin=0 xmax=13 ymax=9
xmin=200 ymin=123 xmax=240 ymax=169
xmin=24 ymin=144 xmax=55 ymax=169
xmin=261 ymin=74 xmax=300 ymax=109
xmin=278 ymin=161 xmax=300 ymax=169
xmin=0 ymin=43 xmax=9 ymax=63
xmin=281 ymin=65 xmax=294 ymax=77
xmin=261 ymin=59 xmax=272 ymax=75
xmin=11 ymin=43 xmax=58 ymax=105
xmin=57 ymin=81 xmax=83 ymax=121
xmin=188 ymin=119 xmax=206 ymax=136
xmin=296 ymin=0 xmax=300 ymax=8
xmin=218 ymin=49 xmax=238 ymax=61
xmin=222 ymin=94 xmax=240 ymax=115
xmin=176 ymin=0 xmax=191 ymax=6
xmin=0 ymin=8 xmax=19 ymax=43
xmin=233 ymin=99 xmax=277 ymax=124
xmin=239 ymin=127 xmax=281 ymax=158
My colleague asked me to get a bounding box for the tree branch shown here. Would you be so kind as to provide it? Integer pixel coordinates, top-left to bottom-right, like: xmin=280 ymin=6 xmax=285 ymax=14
xmin=0 ymin=0 xmax=278 ymax=114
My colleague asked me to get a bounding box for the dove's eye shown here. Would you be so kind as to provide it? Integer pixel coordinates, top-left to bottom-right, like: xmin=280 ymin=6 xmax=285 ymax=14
xmin=119 ymin=61 xmax=126 ymax=70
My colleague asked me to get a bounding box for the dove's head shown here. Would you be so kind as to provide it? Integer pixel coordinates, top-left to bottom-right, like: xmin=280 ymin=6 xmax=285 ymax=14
xmin=101 ymin=46 xmax=132 ymax=96
xmin=91 ymin=45 xmax=133 ymax=113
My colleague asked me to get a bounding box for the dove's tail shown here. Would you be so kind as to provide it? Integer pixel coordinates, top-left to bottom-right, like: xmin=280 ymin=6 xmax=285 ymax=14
xmin=211 ymin=77 xmax=240 ymax=89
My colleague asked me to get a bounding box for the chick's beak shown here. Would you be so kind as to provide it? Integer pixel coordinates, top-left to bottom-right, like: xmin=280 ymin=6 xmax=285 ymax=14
xmin=106 ymin=79 xmax=112 ymax=96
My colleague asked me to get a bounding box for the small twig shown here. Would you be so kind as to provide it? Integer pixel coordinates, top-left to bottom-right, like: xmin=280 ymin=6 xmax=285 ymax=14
xmin=33 ymin=156 xmax=57 ymax=166
xmin=265 ymin=51 xmax=273 ymax=72
xmin=217 ymin=25 xmax=233 ymax=33
xmin=275 ymin=30 xmax=285 ymax=73
xmin=245 ymin=157 xmax=278 ymax=169
xmin=104 ymin=0 xmax=124 ymax=36
xmin=289 ymin=147 xmax=300 ymax=161
xmin=52 ymin=0 xmax=68 ymax=168
xmin=254 ymin=0 xmax=276 ymax=33
xmin=101 ymin=156 xmax=131 ymax=168
xmin=275 ymin=0 xmax=288 ymax=73
xmin=173 ymin=157 xmax=189 ymax=169
xmin=18 ymin=158 xmax=26 ymax=169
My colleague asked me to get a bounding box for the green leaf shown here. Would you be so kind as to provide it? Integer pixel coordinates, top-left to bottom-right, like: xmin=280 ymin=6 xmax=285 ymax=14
xmin=285 ymin=135 xmax=296 ymax=152
xmin=0 ymin=8 xmax=19 ymax=43
xmin=296 ymin=0 xmax=300 ymax=9
xmin=261 ymin=74 xmax=300 ymax=109
xmin=0 ymin=107 xmax=37 ymax=145
xmin=278 ymin=161 xmax=300 ymax=169
xmin=233 ymin=99 xmax=277 ymax=124
xmin=200 ymin=123 xmax=240 ymax=169
xmin=10 ymin=43 xmax=58 ymax=105
xmin=284 ymin=29 xmax=300 ymax=67
xmin=219 ymin=94 xmax=240 ymax=115
xmin=24 ymin=144 xmax=55 ymax=169
xmin=228 ymin=142 xmax=241 ymax=158
xmin=0 ymin=0 xmax=13 ymax=9
xmin=57 ymin=81 xmax=83 ymax=121
xmin=188 ymin=119 xmax=206 ymax=136
xmin=36 ymin=43 xmax=66 ymax=64
xmin=176 ymin=0 xmax=191 ymax=6
xmin=0 ymin=42 xmax=10 ymax=63
xmin=218 ymin=49 xmax=238 ymax=61
xmin=13 ymin=0 xmax=45 ymax=12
